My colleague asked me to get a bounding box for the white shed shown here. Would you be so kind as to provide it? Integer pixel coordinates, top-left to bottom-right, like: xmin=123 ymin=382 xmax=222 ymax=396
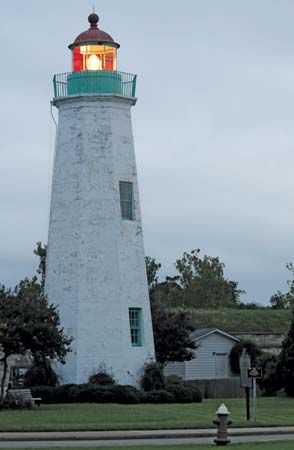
xmin=164 ymin=328 xmax=240 ymax=380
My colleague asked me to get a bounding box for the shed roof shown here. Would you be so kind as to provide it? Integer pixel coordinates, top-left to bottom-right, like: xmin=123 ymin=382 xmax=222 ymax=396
xmin=190 ymin=328 xmax=240 ymax=342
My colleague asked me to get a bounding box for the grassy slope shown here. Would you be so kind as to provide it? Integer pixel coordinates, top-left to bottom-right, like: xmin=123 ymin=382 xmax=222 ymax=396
xmin=1 ymin=398 xmax=294 ymax=432
xmin=173 ymin=308 xmax=292 ymax=333
xmin=2 ymin=444 xmax=294 ymax=450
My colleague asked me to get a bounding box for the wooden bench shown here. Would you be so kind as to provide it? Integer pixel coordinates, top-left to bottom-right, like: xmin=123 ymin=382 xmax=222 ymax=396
xmin=6 ymin=389 xmax=42 ymax=407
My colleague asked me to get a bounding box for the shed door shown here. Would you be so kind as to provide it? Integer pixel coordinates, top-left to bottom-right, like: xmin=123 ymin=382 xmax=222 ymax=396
xmin=215 ymin=353 xmax=228 ymax=378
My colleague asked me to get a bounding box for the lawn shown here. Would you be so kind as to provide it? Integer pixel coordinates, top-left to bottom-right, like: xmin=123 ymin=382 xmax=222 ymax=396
xmin=180 ymin=308 xmax=292 ymax=333
xmin=1 ymin=398 xmax=294 ymax=432
xmin=1 ymin=443 xmax=294 ymax=450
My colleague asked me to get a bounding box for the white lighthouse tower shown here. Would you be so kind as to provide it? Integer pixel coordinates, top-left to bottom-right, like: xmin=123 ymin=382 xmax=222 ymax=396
xmin=45 ymin=12 xmax=155 ymax=385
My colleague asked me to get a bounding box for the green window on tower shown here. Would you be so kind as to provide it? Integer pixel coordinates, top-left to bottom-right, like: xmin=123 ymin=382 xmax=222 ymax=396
xmin=119 ymin=181 xmax=133 ymax=220
xmin=129 ymin=308 xmax=142 ymax=347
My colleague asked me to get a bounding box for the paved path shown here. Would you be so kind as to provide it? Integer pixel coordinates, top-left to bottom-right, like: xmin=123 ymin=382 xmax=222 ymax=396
xmin=1 ymin=427 xmax=294 ymax=441
xmin=1 ymin=427 xmax=294 ymax=447
xmin=0 ymin=434 xmax=294 ymax=448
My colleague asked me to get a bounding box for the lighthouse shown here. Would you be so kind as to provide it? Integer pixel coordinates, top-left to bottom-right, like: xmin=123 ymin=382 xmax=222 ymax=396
xmin=45 ymin=13 xmax=155 ymax=385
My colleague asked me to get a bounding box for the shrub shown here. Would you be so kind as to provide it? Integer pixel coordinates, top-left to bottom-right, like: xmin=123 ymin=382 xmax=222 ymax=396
xmin=76 ymin=384 xmax=141 ymax=404
xmin=76 ymin=384 xmax=112 ymax=403
xmin=24 ymin=359 xmax=59 ymax=387
xmin=1 ymin=395 xmax=32 ymax=410
xmin=30 ymin=386 xmax=56 ymax=403
xmin=140 ymin=362 xmax=165 ymax=392
xmin=229 ymin=340 xmax=262 ymax=375
xmin=166 ymin=384 xmax=194 ymax=403
xmin=182 ymin=381 xmax=202 ymax=402
xmin=258 ymin=354 xmax=279 ymax=396
xmin=30 ymin=381 xmax=201 ymax=404
xmin=141 ymin=389 xmax=175 ymax=403
xmin=277 ymin=316 xmax=294 ymax=396
xmin=31 ymin=384 xmax=78 ymax=403
xmin=31 ymin=383 xmax=141 ymax=404
xmin=53 ymin=384 xmax=79 ymax=403
xmin=109 ymin=385 xmax=141 ymax=404
xmin=88 ymin=371 xmax=115 ymax=386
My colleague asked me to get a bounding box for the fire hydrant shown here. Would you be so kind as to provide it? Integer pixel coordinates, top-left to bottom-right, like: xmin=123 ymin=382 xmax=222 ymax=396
xmin=213 ymin=403 xmax=232 ymax=446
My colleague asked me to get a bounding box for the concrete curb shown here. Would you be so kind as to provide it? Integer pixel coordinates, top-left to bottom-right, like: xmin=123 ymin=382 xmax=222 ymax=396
xmin=1 ymin=427 xmax=294 ymax=442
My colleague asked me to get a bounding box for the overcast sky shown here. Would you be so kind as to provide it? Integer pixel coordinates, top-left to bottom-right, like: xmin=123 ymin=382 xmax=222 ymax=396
xmin=1 ymin=1 xmax=294 ymax=304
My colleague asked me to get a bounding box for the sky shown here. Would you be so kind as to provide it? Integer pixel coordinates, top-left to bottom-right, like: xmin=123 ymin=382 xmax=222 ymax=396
xmin=1 ymin=0 xmax=294 ymax=304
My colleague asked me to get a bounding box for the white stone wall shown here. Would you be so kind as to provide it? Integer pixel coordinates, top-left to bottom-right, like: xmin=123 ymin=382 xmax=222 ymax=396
xmin=45 ymin=94 xmax=155 ymax=386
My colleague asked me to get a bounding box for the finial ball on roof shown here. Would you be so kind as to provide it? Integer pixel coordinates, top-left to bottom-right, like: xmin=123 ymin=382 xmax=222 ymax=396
xmin=88 ymin=13 xmax=99 ymax=27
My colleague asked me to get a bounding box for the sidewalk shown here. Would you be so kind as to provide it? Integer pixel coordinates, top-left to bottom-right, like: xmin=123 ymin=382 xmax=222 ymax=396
xmin=1 ymin=427 xmax=294 ymax=441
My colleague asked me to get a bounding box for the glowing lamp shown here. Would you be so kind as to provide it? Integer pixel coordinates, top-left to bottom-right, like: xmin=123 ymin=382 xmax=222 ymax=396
xmin=69 ymin=13 xmax=120 ymax=72
xmin=86 ymin=54 xmax=101 ymax=71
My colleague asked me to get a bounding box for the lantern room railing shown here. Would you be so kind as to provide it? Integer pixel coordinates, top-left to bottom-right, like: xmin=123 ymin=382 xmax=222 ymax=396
xmin=53 ymin=70 xmax=137 ymax=99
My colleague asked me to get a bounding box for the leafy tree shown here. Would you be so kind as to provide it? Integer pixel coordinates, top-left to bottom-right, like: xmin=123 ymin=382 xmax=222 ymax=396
xmin=229 ymin=340 xmax=262 ymax=375
xmin=270 ymin=291 xmax=292 ymax=309
xmin=150 ymin=277 xmax=182 ymax=308
xmin=145 ymin=257 xmax=161 ymax=289
xmin=34 ymin=242 xmax=47 ymax=291
xmin=276 ymin=311 xmax=294 ymax=396
xmin=258 ymin=354 xmax=279 ymax=396
xmin=175 ymin=249 xmax=244 ymax=308
xmin=151 ymin=303 xmax=196 ymax=365
xmin=0 ymin=243 xmax=71 ymax=403
xmin=0 ymin=285 xmax=71 ymax=402
xmin=269 ymin=263 xmax=294 ymax=309
xmin=287 ymin=263 xmax=294 ymax=289
xmin=24 ymin=358 xmax=59 ymax=388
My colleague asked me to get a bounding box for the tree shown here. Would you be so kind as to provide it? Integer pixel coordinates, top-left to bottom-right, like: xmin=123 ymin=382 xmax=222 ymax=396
xmin=175 ymin=249 xmax=244 ymax=308
xmin=24 ymin=358 xmax=59 ymax=388
xmin=0 ymin=243 xmax=71 ymax=403
xmin=145 ymin=257 xmax=196 ymax=365
xmin=34 ymin=242 xmax=47 ymax=291
xmin=149 ymin=277 xmax=182 ymax=308
xmin=229 ymin=340 xmax=262 ymax=375
xmin=151 ymin=303 xmax=196 ymax=365
xmin=0 ymin=284 xmax=71 ymax=402
xmin=145 ymin=257 xmax=161 ymax=289
xmin=270 ymin=291 xmax=291 ymax=309
xmin=276 ymin=311 xmax=294 ymax=396
xmin=269 ymin=263 xmax=294 ymax=309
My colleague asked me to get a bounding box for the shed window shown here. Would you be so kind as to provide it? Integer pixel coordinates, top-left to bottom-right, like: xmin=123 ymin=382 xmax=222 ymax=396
xmin=119 ymin=181 xmax=133 ymax=220
xmin=129 ymin=308 xmax=142 ymax=346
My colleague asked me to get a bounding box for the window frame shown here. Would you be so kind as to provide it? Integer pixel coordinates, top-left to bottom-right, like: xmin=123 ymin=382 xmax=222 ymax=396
xmin=119 ymin=181 xmax=134 ymax=221
xmin=129 ymin=307 xmax=142 ymax=347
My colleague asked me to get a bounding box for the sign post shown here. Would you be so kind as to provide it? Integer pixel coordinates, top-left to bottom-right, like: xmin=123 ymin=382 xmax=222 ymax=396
xmin=247 ymin=367 xmax=262 ymax=421
xmin=239 ymin=349 xmax=252 ymax=421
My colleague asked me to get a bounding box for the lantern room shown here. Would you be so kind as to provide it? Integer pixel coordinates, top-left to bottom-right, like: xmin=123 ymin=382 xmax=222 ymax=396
xmin=53 ymin=13 xmax=137 ymax=99
xmin=68 ymin=13 xmax=120 ymax=72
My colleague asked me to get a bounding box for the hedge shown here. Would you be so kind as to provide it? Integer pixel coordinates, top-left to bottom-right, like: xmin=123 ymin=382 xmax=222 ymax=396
xmin=31 ymin=382 xmax=202 ymax=404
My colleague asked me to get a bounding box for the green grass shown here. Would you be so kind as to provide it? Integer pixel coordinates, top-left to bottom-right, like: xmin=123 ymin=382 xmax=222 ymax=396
xmin=1 ymin=443 xmax=294 ymax=450
xmin=1 ymin=398 xmax=294 ymax=432
xmin=182 ymin=308 xmax=292 ymax=333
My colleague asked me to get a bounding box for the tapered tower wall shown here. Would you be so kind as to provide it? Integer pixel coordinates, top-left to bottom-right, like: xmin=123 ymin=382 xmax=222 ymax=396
xmin=45 ymin=94 xmax=155 ymax=385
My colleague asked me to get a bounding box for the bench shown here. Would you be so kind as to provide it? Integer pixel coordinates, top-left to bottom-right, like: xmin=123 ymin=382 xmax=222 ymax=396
xmin=6 ymin=389 xmax=42 ymax=407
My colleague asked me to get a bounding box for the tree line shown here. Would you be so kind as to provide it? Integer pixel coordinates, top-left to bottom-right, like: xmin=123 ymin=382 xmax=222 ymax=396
xmin=146 ymin=250 xmax=294 ymax=309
